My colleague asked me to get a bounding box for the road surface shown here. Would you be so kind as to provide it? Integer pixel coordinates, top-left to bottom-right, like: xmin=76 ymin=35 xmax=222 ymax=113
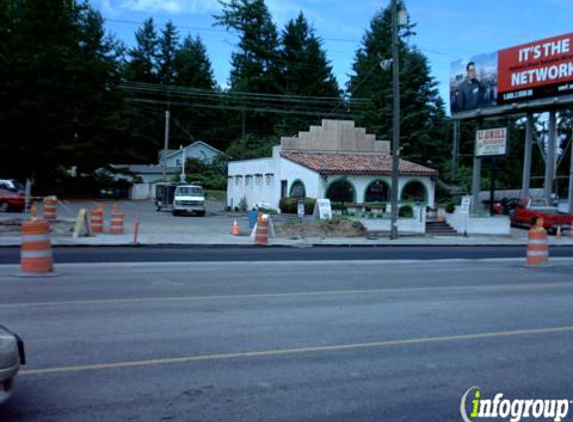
xmin=1 ymin=258 xmax=572 ymax=421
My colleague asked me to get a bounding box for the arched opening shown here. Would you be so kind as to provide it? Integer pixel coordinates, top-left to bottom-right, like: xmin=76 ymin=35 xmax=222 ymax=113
xmin=325 ymin=179 xmax=355 ymax=203
xmin=289 ymin=180 xmax=306 ymax=198
xmin=364 ymin=180 xmax=390 ymax=203
xmin=401 ymin=180 xmax=427 ymax=203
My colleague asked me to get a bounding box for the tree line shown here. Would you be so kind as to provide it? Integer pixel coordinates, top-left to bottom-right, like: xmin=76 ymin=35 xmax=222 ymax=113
xmin=4 ymin=0 xmax=564 ymax=196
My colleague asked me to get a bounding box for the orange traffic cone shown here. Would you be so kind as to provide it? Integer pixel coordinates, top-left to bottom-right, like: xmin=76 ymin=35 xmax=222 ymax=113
xmin=231 ymin=220 xmax=240 ymax=236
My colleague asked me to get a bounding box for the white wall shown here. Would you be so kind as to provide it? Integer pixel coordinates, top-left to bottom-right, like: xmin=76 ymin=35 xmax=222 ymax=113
xmin=227 ymin=158 xmax=279 ymax=210
xmin=358 ymin=206 xmax=426 ymax=234
xmin=446 ymin=206 xmax=511 ymax=235
xmin=130 ymin=183 xmax=157 ymax=200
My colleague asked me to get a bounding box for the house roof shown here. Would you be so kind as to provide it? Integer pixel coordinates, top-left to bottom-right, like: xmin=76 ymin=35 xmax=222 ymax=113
xmin=280 ymin=151 xmax=438 ymax=177
xmin=163 ymin=141 xmax=223 ymax=160
xmin=111 ymin=164 xmax=179 ymax=175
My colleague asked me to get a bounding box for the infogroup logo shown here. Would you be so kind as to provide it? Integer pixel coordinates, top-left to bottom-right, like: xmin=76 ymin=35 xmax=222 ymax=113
xmin=460 ymin=387 xmax=571 ymax=422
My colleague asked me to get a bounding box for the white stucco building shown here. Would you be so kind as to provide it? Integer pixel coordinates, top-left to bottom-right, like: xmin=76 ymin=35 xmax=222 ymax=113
xmin=227 ymin=120 xmax=438 ymax=211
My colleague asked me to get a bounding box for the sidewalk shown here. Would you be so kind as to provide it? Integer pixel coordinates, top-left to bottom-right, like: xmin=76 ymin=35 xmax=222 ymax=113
xmin=1 ymin=231 xmax=572 ymax=247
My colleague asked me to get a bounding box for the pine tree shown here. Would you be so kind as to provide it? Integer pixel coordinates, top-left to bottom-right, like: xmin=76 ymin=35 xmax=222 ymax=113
xmin=126 ymin=18 xmax=159 ymax=83
xmin=278 ymin=12 xmax=340 ymax=135
xmin=158 ymin=21 xmax=179 ymax=85
xmin=175 ymin=35 xmax=216 ymax=89
xmin=347 ymin=2 xmax=449 ymax=169
xmin=0 ymin=0 xmax=127 ymax=182
xmin=215 ymin=0 xmax=281 ymax=137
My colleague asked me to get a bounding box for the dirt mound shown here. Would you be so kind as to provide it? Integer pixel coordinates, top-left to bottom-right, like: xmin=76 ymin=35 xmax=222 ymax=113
xmin=275 ymin=218 xmax=367 ymax=238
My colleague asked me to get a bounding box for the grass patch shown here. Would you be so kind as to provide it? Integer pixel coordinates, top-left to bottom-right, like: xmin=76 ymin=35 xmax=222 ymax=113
xmin=205 ymin=190 xmax=226 ymax=203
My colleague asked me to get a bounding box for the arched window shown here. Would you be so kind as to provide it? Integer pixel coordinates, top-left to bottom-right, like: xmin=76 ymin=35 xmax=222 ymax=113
xmin=401 ymin=180 xmax=427 ymax=203
xmin=325 ymin=179 xmax=355 ymax=203
xmin=364 ymin=180 xmax=390 ymax=203
xmin=289 ymin=180 xmax=306 ymax=198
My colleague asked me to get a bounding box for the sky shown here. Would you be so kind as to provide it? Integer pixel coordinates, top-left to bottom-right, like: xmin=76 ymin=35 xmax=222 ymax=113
xmin=93 ymin=0 xmax=573 ymax=113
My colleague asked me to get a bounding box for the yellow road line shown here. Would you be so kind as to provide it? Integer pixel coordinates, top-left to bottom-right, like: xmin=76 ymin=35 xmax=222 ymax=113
xmin=1 ymin=281 xmax=573 ymax=309
xmin=20 ymin=325 xmax=573 ymax=376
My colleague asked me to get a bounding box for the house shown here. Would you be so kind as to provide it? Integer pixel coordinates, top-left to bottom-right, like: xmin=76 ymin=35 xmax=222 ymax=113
xmin=227 ymin=119 xmax=438 ymax=211
xmin=159 ymin=141 xmax=223 ymax=167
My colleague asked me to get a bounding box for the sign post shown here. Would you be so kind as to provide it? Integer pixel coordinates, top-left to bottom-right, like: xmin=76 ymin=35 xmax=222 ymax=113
xmin=460 ymin=196 xmax=472 ymax=237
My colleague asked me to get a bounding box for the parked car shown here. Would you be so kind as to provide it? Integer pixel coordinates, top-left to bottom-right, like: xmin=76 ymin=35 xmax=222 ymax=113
xmin=511 ymin=197 xmax=573 ymax=232
xmin=0 ymin=179 xmax=24 ymax=193
xmin=0 ymin=188 xmax=25 ymax=212
xmin=0 ymin=325 xmax=25 ymax=405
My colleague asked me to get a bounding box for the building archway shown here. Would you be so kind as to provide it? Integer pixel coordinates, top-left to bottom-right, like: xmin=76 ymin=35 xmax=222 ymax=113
xmin=325 ymin=179 xmax=356 ymax=203
xmin=400 ymin=180 xmax=428 ymax=203
xmin=289 ymin=179 xmax=306 ymax=198
xmin=364 ymin=179 xmax=390 ymax=203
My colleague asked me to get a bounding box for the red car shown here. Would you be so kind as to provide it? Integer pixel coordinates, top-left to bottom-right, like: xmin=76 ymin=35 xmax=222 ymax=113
xmin=0 ymin=187 xmax=25 ymax=212
xmin=511 ymin=197 xmax=573 ymax=232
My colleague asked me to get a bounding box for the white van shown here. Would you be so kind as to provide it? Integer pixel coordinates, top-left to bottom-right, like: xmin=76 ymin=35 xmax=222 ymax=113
xmin=172 ymin=184 xmax=206 ymax=216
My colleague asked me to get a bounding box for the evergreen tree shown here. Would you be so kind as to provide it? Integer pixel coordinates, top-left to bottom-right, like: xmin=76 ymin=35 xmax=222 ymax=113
xmin=126 ymin=18 xmax=159 ymax=83
xmin=175 ymin=35 xmax=216 ymax=89
xmin=347 ymin=2 xmax=449 ymax=169
xmin=0 ymin=0 xmax=127 ymax=183
xmin=215 ymin=0 xmax=281 ymax=137
xmin=158 ymin=21 xmax=179 ymax=85
xmin=278 ymin=12 xmax=340 ymax=135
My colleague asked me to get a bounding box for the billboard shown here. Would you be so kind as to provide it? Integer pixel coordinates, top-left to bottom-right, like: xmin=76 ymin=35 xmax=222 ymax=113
xmin=475 ymin=128 xmax=508 ymax=157
xmin=450 ymin=33 xmax=573 ymax=114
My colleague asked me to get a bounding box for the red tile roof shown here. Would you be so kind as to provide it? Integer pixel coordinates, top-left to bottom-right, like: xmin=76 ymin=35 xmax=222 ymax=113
xmin=281 ymin=151 xmax=438 ymax=177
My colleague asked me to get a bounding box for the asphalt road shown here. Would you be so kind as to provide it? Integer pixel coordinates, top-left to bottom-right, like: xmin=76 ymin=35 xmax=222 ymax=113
xmin=0 ymin=244 xmax=572 ymax=264
xmin=1 ymin=259 xmax=573 ymax=421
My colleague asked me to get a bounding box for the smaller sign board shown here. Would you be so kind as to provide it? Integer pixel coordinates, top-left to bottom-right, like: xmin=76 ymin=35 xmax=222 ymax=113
xmin=475 ymin=127 xmax=508 ymax=157
xmin=313 ymin=199 xmax=332 ymax=220
xmin=297 ymin=199 xmax=305 ymax=221
xmin=460 ymin=196 xmax=472 ymax=214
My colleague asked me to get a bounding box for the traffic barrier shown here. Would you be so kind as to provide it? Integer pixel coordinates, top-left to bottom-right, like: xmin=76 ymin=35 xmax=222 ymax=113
xmin=19 ymin=220 xmax=55 ymax=276
xmin=110 ymin=205 xmax=124 ymax=235
xmin=254 ymin=215 xmax=268 ymax=245
xmin=526 ymin=218 xmax=548 ymax=266
xmin=90 ymin=206 xmax=104 ymax=234
xmin=231 ymin=220 xmax=240 ymax=236
xmin=43 ymin=196 xmax=57 ymax=220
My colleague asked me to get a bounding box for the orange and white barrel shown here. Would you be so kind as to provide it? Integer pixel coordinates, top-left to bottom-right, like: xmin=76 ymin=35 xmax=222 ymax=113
xmin=20 ymin=220 xmax=54 ymax=274
xmin=90 ymin=207 xmax=104 ymax=234
xmin=43 ymin=196 xmax=57 ymax=220
xmin=254 ymin=215 xmax=269 ymax=245
xmin=526 ymin=218 xmax=548 ymax=265
xmin=110 ymin=207 xmax=124 ymax=235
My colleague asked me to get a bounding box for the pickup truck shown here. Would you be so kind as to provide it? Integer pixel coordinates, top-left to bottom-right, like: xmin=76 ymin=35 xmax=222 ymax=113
xmin=510 ymin=197 xmax=573 ymax=232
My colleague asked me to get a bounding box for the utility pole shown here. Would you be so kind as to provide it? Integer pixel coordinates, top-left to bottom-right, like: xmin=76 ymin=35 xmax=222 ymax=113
xmin=390 ymin=0 xmax=400 ymax=240
xmin=162 ymin=110 xmax=170 ymax=180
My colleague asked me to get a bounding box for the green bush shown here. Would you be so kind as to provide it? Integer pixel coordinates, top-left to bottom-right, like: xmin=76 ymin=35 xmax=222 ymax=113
xmin=398 ymin=205 xmax=414 ymax=218
xmin=279 ymin=197 xmax=316 ymax=214
xmin=445 ymin=202 xmax=456 ymax=214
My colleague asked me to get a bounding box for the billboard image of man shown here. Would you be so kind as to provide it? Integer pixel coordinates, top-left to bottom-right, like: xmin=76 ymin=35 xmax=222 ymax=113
xmin=457 ymin=62 xmax=486 ymax=111
xmin=450 ymin=53 xmax=498 ymax=114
